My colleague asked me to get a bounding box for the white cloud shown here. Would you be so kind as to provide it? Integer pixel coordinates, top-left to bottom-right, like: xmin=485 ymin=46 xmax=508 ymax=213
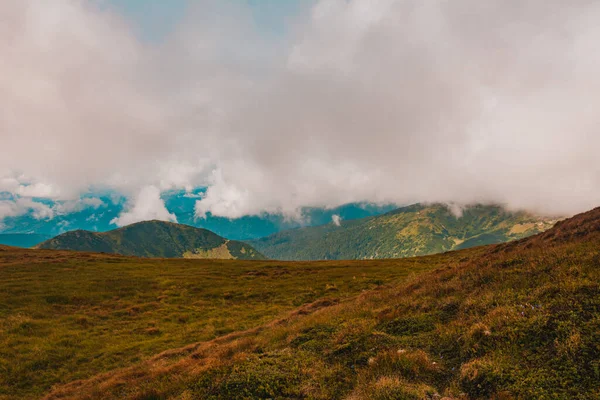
xmin=16 ymin=182 xmax=59 ymax=198
xmin=2 ymin=0 xmax=600 ymax=220
xmin=0 ymin=202 xmax=18 ymax=220
xmin=0 ymin=195 xmax=107 ymax=225
xmin=446 ymin=203 xmax=465 ymax=218
xmin=111 ymin=185 xmax=177 ymax=226
xmin=0 ymin=176 xmax=20 ymax=193
xmin=192 ymin=0 xmax=600 ymax=217
xmin=0 ymin=198 xmax=54 ymax=221
xmin=332 ymin=214 xmax=342 ymax=226
xmin=54 ymin=197 xmax=106 ymax=215
xmin=0 ymin=175 xmax=59 ymax=198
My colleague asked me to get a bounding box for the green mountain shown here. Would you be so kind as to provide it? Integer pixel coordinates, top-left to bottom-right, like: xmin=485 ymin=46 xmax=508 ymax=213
xmin=36 ymin=220 xmax=264 ymax=260
xmin=0 ymin=233 xmax=51 ymax=248
xmin=250 ymin=203 xmax=559 ymax=260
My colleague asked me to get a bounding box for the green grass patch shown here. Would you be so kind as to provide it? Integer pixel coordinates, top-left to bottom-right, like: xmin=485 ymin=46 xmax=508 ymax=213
xmin=0 ymin=247 xmax=457 ymax=399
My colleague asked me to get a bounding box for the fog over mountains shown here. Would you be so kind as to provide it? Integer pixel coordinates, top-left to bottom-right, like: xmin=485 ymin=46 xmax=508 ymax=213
xmin=0 ymin=190 xmax=396 ymax=241
xmin=3 ymin=0 xmax=600 ymax=229
xmin=250 ymin=203 xmax=558 ymax=260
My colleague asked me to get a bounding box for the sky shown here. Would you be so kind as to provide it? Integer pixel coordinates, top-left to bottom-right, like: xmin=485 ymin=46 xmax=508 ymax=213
xmin=105 ymin=0 xmax=189 ymax=41
xmin=107 ymin=1 xmax=307 ymax=41
xmin=2 ymin=0 xmax=600 ymax=228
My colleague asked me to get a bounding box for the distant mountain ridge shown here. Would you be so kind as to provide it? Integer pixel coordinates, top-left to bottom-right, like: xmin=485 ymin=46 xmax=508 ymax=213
xmin=0 ymin=191 xmax=395 ymax=240
xmin=36 ymin=220 xmax=264 ymax=260
xmin=249 ymin=203 xmax=559 ymax=260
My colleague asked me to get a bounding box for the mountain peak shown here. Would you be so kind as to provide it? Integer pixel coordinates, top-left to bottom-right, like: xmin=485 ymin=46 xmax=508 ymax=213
xmin=116 ymin=219 xmax=183 ymax=229
xmin=37 ymin=221 xmax=265 ymax=260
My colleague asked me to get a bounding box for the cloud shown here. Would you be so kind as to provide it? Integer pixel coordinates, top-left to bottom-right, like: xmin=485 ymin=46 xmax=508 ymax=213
xmin=54 ymin=197 xmax=106 ymax=215
xmin=0 ymin=196 xmax=105 ymax=226
xmin=0 ymin=1 xmax=199 ymax=198
xmin=2 ymin=0 xmax=600 ymax=223
xmin=332 ymin=214 xmax=342 ymax=226
xmin=0 ymin=175 xmax=59 ymax=198
xmin=110 ymin=186 xmax=177 ymax=227
xmin=192 ymin=0 xmax=600 ymax=217
xmin=16 ymin=183 xmax=59 ymax=198
xmin=0 ymin=198 xmax=54 ymax=221
xmin=446 ymin=203 xmax=465 ymax=218
xmin=0 ymin=202 xmax=18 ymax=220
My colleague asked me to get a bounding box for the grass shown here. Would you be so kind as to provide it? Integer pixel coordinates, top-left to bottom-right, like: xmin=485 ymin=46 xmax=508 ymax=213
xmin=41 ymin=208 xmax=600 ymax=399
xmin=0 ymin=246 xmax=469 ymax=399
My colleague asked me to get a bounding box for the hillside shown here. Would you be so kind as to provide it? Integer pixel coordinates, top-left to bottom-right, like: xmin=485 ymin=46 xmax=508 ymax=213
xmin=250 ymin=203 xmax=558 ymax=260
xmin=0 ymin=233 xmax=51 ymax=248
xmin=43 ymin=206 xmax=600 ymax=399
xmin=35 ymin=220 xmax=264 ymax=260
xmin=0 ymin=244 xmax=459 ymax=399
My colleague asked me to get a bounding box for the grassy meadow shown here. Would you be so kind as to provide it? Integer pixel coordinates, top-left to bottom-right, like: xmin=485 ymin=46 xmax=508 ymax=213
xmin=41 ymin=209 xmax=600 ymax=399
xmin=0 ymin=246 xmax=469 ymax=399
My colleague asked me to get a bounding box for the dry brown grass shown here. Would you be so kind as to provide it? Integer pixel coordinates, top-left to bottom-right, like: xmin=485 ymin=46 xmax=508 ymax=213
xmin=7 ymin=207 xmax=600 ymax=399
xmin=43 ymin=296 xmax=342 ymax=400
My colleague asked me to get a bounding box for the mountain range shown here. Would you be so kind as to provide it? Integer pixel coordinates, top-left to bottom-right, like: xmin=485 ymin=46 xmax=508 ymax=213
xmin=35 ymin=220 xmax=264 ymax=260
xmin=250 ymin=203 xmax=558 ymax=260
xmin=32 ymin=203 xmax=558 ymax=261
xmin=0 ymin=191 xmax=396 ymax=240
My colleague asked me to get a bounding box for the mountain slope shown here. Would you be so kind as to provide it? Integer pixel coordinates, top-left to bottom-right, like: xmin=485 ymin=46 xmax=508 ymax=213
xmin=45 ymin=206 xmax=600 ymax=400
xmin=36 ymin=220 xmax=264 ymax=259
xmin=0 ymin=236 xmax=456 ymax=399
xmin=250 ymin=203 xmax=558 ymax=260
xmin=0 ymin=233 xmax=51 ymax=248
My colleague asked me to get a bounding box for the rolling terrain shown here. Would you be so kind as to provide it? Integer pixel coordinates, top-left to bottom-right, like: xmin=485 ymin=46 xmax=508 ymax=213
xmin=35 ymin=220 xmax=264 ymax=260
xmin=40 ymin=206 xmax=600 ymax=399
xmin=0 ymin=245 xmax=458 ymax=399
xmin=250 ymin=203 xmax=558 ymax=260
